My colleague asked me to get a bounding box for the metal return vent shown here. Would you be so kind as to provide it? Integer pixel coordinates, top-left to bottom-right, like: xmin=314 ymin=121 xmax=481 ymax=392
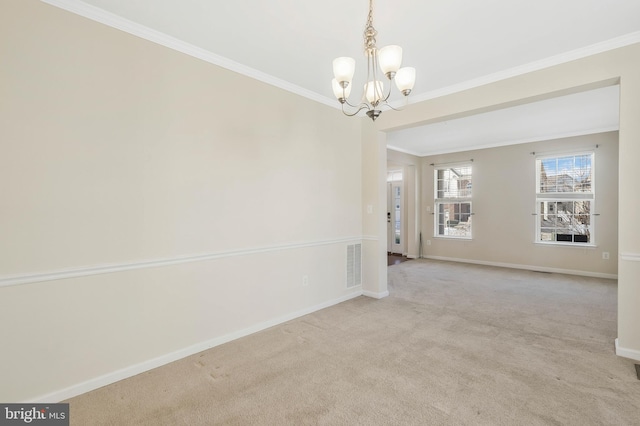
xmin=346 ymin=244 xmax=362 ymax=288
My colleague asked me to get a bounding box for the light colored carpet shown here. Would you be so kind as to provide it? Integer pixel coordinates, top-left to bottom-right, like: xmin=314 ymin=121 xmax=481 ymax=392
xmin=67 ymin=260 xmax=640 ymax=425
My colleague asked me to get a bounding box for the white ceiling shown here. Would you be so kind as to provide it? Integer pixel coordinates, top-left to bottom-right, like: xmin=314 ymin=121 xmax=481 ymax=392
xmin=386 ymin=85 xmax=620 ymax=156
xmin=47 ymin=0 xmax=639 ymax=155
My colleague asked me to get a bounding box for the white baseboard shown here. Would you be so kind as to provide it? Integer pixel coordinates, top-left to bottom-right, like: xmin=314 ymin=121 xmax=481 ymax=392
xmin=362 ymin=290 xmax=390 ymax=299
xmin=615 ymin=338 xmax=640 ymax=362
xmin=423 ymin=255 xmax=618 ymax=280
xmin=25 ymin=290 xmax=362 ymax=403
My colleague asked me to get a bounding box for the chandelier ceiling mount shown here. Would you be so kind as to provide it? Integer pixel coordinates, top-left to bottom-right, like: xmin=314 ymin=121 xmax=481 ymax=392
xmin=331 ymin=0 xmax=416 ymax=121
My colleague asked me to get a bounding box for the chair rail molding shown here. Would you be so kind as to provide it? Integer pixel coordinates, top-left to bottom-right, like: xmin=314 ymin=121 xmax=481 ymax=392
xmin=620 ymin=252 xmax=640 ymax=262
xmin=0 ymin=236 xmax=364 ymax=288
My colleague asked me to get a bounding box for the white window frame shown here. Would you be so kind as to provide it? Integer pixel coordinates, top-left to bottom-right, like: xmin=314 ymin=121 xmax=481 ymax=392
xmin=534 ymin=151 xmax=595 ymax=247
xmin=387 ymin=170 xmax=403 ymax=182
xmin=434 ymin=164 xmax=473 ymax=240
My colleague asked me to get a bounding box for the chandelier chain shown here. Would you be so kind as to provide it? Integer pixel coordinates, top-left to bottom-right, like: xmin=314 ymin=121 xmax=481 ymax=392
xmin=364 ymin=0 xmax=377 ymax=54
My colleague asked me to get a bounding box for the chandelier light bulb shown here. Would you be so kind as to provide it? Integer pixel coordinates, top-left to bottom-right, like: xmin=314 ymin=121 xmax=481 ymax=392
xmin=365 ymin=81 xmax=384 ymax=104
xmin=332 ymin=78 xmax=352 ymax=101
xmin=378 ymin=45 xmax=403 ymax=78
xmin=332 ymin=57 xmax=356 ymax=85
xmin=395 ymin=67 xmax=416 ymax=95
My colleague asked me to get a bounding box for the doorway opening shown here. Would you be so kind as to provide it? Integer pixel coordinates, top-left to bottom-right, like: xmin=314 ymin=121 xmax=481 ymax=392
xmin=387 ymin=170 xmax=403 ymax=257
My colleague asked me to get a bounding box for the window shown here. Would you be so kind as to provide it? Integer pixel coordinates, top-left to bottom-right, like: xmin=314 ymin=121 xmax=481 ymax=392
xmin=535 ymin=153 xmax=594 ymax=245
xmin=387 ymin=170 xmax=403 ymax=248
xmin=393 ymin=185 xmax=401 ymax=245
xmin=434 ymin=165 xmax=472 ymax=238
xmin=387 ymin=170 xmax=403 ymax=182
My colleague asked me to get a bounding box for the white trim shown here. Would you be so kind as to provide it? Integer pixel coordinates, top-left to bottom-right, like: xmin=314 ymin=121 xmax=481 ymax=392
xmin=615 ymin=338 xmax=640 ymax=362
xmin=362 ymin=290 xmax=389 ymax=299
xmin=385 ymin=145 xmax=426 ymax=157
xmin=40 ymin=0 xmax=335 ymax=108
xmin=423 ymin=255 xmax=617 ymax=280
xmin=433 ymin=236 xmax=473 ymax=241
xmin=0 ymin=236 xmax=363 ymax=288
xmin=620 ymin=252 xmax=640 ymax=262
xmin=534 ymin=242 xmax=597 ymax=249
xmin=40 ymin=1 xmax=640 ymax=111
xmin=361 ymin=235 xmax=379 ymax=241
xmin=408 ymin=32 xmax=640 ymax=105
xmin=387 ymin=126 xmax=619 ymax=158
xmin=25 ymin=290 xmax=362 ymax=403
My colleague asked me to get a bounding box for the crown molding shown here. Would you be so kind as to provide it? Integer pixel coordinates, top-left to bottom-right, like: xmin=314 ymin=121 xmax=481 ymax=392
xmin=40 ymin=2 xmax=640 ymax=113
xmin=409 ymin=31 xmax=640 ymax=105
xmin=40 ymin=0 xmax=337 ymax=108
xmin=385 ymin=145 xmax=425 ymax=157
xmin=388 ymin=126 xmax=620 ymax=157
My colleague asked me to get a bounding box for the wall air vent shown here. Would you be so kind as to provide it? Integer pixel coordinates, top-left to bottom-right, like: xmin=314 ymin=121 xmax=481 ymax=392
xmin=346 ymin=243 xmax=362 ymax=288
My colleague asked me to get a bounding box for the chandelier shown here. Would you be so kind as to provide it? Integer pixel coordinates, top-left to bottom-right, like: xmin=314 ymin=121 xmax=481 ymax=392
xmin=331 ymin=0 xmax=416 ymax=121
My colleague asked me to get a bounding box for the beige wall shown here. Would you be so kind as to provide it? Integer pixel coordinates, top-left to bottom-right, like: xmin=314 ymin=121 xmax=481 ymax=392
xmin=420 ymin=132 xmax=618 ymax=277
xmin=0 ymin=0 xmax=363 ymax=401
xmin=388 ymin=150 xmax=422 ymax=169
xmin=372 ymin=43 xmax=640 ymax=360
xmin=2 ymin=0 xmax=638 ymax=404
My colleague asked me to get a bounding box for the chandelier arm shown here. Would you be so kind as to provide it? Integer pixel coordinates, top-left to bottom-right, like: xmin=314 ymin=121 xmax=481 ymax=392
xmin=342 ymin=97 xmax=370 ymax=110
xmin=341 ymin=82 xmax=370 ymax=110
xmin=382 ymin=101 xmax=402 ymax=112
xmin=341 ymin=103 xmax=372 ymax=117
xmin=362 ymin=51 xmax=373 ymax=106
xmin=381 ymin=76 xmax=393 ymax=104
xmin=371 ymin=50 xmax=384 ymax=108
xmin=381 ymin=92 xmax=410 ymax=112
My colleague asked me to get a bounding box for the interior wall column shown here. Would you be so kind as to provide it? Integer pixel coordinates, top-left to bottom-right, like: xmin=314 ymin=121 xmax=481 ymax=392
xmin=361 ymin=121 xmax=389 ymax=299
xmin=616 ymin=68 xmax=640 ymax=361
xmin=405 ymin=165 xmax=420 ymax=259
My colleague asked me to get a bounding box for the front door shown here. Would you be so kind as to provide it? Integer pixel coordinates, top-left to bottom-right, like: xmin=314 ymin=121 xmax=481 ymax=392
xmin=387 ymin=182 xmax=402 ymax=254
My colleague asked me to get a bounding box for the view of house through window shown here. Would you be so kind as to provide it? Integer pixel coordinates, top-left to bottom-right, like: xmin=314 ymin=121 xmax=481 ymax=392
xmin=434 ymin=165 xmax=472 ymax=239
xmin=535 ymin=153 xmax=594 ymax=245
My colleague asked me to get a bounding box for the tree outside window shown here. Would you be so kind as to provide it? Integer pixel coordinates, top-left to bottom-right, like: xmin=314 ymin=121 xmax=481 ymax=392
xmin=536 ymin=153 xmax=594 ymax=245
xmin=434 ymin=165 xmax=472 ymax=239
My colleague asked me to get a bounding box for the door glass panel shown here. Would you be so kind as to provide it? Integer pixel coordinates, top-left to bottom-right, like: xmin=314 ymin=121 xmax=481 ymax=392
xmin=394 ymin=186 xmax=401 ymax=246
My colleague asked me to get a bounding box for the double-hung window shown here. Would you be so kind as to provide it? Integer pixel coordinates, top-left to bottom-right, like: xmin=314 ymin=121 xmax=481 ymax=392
xmin=535 ymin=152 xmax=594 ymax=245
xmin=434 ymin=165 xmax=472 ymax=239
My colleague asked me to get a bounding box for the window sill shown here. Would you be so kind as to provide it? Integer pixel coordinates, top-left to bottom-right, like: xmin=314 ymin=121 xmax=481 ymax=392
xmin=534 ymin=242 xmax=596 ymax=249
xmin=434 ymin=236 xmax=473 ymax=241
